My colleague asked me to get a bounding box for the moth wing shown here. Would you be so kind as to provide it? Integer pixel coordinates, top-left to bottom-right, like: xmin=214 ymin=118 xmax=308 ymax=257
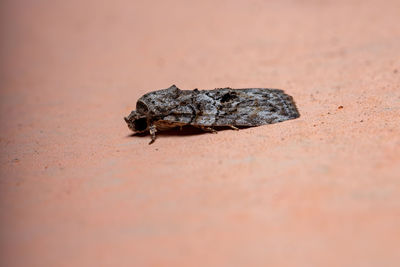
xmin=154 ymin=88 xmax=299 ymax=127
xmin=190 ymin=88 xmax=299 ymax=127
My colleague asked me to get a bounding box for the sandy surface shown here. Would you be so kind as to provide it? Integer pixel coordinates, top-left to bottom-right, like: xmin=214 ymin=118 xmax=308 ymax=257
xmin=1 ymin=0 xmax=400 ymax=266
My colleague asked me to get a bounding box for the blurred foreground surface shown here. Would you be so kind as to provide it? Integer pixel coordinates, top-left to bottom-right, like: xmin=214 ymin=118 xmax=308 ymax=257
xmin=1 ymin=0 xmax=400 ymax=266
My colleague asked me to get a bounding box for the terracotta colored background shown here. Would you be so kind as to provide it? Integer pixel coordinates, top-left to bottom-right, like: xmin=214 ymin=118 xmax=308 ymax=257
xmin=1 ymin=0 xmax=400 ymax=266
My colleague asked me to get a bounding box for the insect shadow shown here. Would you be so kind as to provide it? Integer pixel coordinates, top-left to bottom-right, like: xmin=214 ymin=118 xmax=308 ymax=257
xmin=126 ymin=125 xmax=251 ymax=139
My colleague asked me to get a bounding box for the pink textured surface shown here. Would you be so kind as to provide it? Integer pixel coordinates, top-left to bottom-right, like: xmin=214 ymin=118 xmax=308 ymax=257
xmin=1 ymin=0 xmax=400 ymax=266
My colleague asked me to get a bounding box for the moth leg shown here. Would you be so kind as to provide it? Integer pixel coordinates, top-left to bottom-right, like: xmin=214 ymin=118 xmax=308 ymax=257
xmin=228 ymin=125 xmax=239 ymax=131
xmin=149 ymin=124 xmax=157 ymax=145
xmin=198 ymin=126 xmax=218 ymax=134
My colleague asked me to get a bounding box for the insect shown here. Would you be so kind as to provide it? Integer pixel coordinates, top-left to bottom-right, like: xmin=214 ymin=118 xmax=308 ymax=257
xmin=124 ymin=85 xmax=300 ymax=144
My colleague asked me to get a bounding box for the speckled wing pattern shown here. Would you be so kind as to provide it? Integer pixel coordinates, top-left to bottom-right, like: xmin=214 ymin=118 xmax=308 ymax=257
xmin=138 ymin=85 xmax=299 ymax=127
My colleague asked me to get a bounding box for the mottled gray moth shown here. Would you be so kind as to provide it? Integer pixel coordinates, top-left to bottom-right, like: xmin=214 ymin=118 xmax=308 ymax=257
xmin=124 ymin=85 xmax=299 ymax=144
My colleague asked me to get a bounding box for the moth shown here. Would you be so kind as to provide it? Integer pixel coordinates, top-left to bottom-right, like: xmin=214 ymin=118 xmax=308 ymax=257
xmin=124 ymin=85 xmax=299 ymax=144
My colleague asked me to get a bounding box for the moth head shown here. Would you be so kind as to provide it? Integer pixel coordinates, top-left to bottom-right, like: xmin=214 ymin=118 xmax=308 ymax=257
xmin=124 ymin=111 xmax=149 ymax=133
